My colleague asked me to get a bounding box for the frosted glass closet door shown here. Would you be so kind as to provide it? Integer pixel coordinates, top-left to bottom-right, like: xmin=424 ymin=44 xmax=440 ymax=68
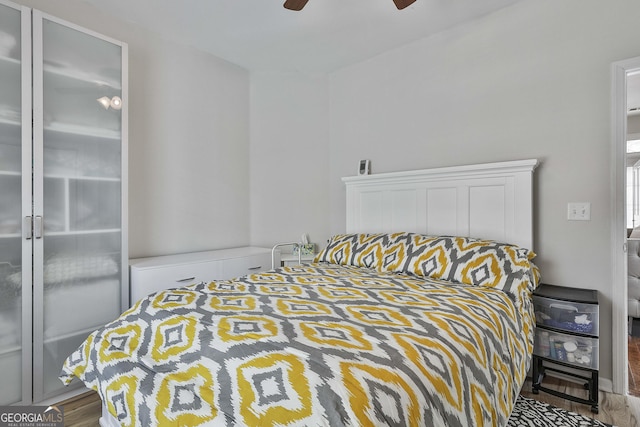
xmin=33 ymin=12 xmax=126 ymax=401
xmin=0 ymin=0 xmax=31 ymax=406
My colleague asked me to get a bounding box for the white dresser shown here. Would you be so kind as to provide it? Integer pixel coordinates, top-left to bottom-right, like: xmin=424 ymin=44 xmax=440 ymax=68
xmin=129 ymin=247 xmax=275 ymax=304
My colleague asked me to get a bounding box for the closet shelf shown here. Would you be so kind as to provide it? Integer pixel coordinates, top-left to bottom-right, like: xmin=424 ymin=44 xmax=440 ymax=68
xmin=44 ymin=174 xmax=121 ymax=182
xmin=44 ymin=63 xmax=121 ymax=91
xmin=45 ymin=122 xmax=120 ymax=140
xmin=46 ymin=229 xmax=121 ymax=237
xmin=0 ymin=233 xmax=21 ymax=239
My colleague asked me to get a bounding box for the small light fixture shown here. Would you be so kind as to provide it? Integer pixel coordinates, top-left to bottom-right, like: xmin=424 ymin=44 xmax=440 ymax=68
xmin=110 ymin=96 xmax=122 ymax=110
xmin=97 ymin=96 xmax=111 ymax=110
xmin=97 ymin=96 xmax=123 ymax=110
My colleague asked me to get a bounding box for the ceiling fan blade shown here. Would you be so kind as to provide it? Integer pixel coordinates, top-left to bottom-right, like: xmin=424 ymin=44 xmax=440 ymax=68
xmin=283 ymin=0 xmax=309 ymax=11
xmin=392 ymin=0 xmax=416 ymax=9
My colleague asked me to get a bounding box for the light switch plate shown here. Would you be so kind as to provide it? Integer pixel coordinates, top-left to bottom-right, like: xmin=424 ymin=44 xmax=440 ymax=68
xmin=567 ymin=202 xmax=591 ymax=221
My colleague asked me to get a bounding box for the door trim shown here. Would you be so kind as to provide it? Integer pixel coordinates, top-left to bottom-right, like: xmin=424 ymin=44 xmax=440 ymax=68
xmin=18 ymin=1 xmax=33 ymax=406
xmin=612 ymin=55 xmax=640 ymax=395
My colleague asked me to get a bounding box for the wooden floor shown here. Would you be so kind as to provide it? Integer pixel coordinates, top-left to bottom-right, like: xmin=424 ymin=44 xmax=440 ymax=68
xmin=629 ymin=335 xmax=640 ymax=396
xmin=55 ymin=390 xmax=102 ymax=427
xmin=57 ymin=376 xmax=640 ymax=427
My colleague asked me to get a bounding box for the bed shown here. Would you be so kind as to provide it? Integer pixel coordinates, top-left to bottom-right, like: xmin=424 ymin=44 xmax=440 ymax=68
xmin=60 ymin=159 xmax=540 ymax=427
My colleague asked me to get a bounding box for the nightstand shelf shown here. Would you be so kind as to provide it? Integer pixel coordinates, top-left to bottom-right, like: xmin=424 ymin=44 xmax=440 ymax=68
xmin=531 ymin=283 xmax=599 ymax=413
xmin=280 ymin=254 xmax=316 ymax=267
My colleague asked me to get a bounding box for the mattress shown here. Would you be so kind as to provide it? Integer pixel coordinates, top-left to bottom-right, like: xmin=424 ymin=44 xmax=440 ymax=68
xmin=60 ymin=260 xmax=535 ymax=427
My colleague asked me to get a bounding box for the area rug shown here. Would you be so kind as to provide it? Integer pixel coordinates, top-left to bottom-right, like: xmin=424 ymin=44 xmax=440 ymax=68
xmin=507 ymin=395 xmax=613 ymax=427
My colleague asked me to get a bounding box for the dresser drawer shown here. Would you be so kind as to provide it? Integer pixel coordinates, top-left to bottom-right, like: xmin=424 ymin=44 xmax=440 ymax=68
xmin=533 ymin=295 xmax=598 ymax=336
xmin=534 ymin=328 xmax=598 ymax=370
xmin=130 ymin=260 xmax=222 ymax=303
xmin=129 ymin=247 xmax=273 ymax=305
xmin=222 ymin=253 xmax=271 ymax=280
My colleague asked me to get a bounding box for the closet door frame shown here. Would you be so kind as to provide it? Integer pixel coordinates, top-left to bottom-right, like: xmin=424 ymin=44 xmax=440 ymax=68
xmin=31 ymin=10 xmax=128 ymax=403
xmin=17 ymin=0 xmax=33 ymax=406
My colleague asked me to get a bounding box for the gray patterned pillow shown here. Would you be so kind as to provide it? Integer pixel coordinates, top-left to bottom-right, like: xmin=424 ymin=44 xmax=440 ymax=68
xmin=382 ymin=233 xmax=540 ymax=296
xmin=314 ymin=234 xmax=387 ymax=270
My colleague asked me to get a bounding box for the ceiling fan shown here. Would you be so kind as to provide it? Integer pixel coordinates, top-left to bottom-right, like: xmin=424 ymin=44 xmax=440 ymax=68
xmin=283 ymin=0 xmax=416 ymax=11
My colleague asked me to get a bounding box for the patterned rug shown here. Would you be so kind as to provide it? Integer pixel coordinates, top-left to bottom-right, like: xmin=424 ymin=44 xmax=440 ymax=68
xmin=507 ymin=396 xmax=612 ymax=427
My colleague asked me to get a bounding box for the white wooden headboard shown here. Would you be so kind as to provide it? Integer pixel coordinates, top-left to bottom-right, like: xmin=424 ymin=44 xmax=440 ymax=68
xmin=342 ymin=159 xmax=539 ymax=250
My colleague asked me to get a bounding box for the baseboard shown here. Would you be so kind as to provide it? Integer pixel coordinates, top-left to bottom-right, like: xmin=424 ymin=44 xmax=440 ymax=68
xmin=599 ymin=377 xmax=613 ymax=393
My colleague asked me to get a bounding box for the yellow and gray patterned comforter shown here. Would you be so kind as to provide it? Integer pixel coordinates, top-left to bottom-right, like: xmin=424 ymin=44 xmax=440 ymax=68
xmin=60 ymin=263 xmax=535 ymax=427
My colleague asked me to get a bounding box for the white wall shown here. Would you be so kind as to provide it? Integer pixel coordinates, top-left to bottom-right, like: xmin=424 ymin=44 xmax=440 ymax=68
xmin=249 ymin=72 xmax=330 ymax=250
xmin=18 ymin=0 xmax=640 ymax=388
xmin=16 ymin=0 xmax=251 ymax=258
xmin=125 ymin=40 xmax=249 ymax=258
xmin=329 ymin=0 xmax=640 ymax=383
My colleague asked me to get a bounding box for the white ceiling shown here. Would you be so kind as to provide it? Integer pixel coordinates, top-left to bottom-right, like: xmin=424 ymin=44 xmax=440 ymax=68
xmin=83 ymin=0 xmax=524 ymax=73
xmin=81 ymin=0 xmax=640 ymax=111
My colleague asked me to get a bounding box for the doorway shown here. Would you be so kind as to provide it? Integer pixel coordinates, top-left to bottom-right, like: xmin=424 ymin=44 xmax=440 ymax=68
xmin=626 ymin=72 xmax=640 ymax=396
xmin=612 ymin=56 xmax=640 ymax=396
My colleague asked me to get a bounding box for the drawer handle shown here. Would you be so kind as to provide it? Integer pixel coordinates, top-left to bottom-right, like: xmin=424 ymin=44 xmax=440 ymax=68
xmin=175 ymin=277 xmax=196 ymax=283
xmin=248 ymin=266 xmax=262 ymax=271
xmin=549 ymin=303 xmax=578 ymax=311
